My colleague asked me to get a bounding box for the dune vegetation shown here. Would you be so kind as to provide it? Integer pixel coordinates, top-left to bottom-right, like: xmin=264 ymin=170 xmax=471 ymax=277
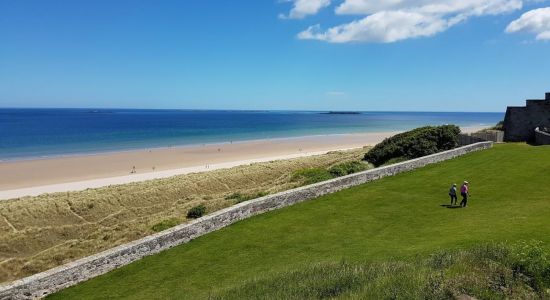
xmin=364 ymin=125 xmax=460 ymax=166
xmin=0 ymin=147 xmax=371 ymax=283
xmin=47 ymin=143 xmax=550 ymax=299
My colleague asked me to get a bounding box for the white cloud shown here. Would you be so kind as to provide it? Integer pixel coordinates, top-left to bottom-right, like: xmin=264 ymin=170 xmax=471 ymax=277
xmin=299 ymin=10 xmax=449 ymax=43
xmin=506 ymin=7 xmax=550 ymax=40
xmin=280 ymin=0 xmax=331 ymax=19
xmin=335 ymin=0 xmax=522 ymax=16
xmin=294 ymin=0 xmax=523 ymax=43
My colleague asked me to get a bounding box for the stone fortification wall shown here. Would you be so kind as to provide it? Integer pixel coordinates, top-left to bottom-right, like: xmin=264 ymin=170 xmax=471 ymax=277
xmin=535 ymin=127 xmax=550 ymax=145
xmin=459 ymin=130 xmax=503 ymax=145
xmin=0 ymin=142 xmax=493 ymax=300
xmin=504 ymin=93 xmax=550 ymax=142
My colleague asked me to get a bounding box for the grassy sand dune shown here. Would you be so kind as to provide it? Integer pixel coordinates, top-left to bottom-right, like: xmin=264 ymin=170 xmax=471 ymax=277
xmin=0 ymin=147 xmax=370 ymax=283
xmin=47 ymin=144 xmax=550 ymax=299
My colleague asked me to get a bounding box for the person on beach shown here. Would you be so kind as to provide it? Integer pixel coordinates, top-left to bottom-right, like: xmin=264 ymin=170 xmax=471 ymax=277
xmin=449 ymin=183 xmax=458 ymax=205
xmin=460 ymin=181 xmax=469 ymax=207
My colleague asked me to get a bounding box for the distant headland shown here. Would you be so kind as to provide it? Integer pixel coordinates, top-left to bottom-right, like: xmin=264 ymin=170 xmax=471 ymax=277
xmin=320 ymin=111 xmax=362 ymax=115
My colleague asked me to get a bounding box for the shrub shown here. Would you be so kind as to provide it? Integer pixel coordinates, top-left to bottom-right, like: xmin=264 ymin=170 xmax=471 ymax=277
xmin=151 ymin=218 xmax=179 ymax=232
xmin=364 ymin=125 xmax=460 ymax=166
xmin=186 ymin=204 xmax=206 ymax=219
xmin=291 ymin=168 xmax=333 ymax=185
xmin=328 ymin=161 xmax=369 ymax=177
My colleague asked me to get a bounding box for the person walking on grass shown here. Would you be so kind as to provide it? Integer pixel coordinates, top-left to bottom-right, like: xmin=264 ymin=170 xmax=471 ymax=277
xmin=460 ymin=181 xmax=469 ymax=207
xmin=449 ymin=183 xmax=458 ymax=205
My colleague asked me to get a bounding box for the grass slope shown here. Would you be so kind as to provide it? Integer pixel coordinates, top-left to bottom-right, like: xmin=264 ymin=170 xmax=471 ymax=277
xmin=49 ymin=144 xmax=550 ymax=299
xmin=0 ymin=148 xmax=367 ymax=283
xmin=212 ymin=242 xmax=549 ymax=299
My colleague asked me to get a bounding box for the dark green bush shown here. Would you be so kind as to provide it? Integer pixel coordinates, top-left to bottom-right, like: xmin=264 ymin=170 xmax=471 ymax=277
xmin=291 ymin=168 xmax=333 ymax=185
xmin=151 ymin=218 xmax=179 ymax=232
xmin=186 ymin=204 xmax=206 ymax=219
xmin=328 ymin=161 xmax=368 ymax=177
xmin=364 ymin=125 xmax=460 ymax=166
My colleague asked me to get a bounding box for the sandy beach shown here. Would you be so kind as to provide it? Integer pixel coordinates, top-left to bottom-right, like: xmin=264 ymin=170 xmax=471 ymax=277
xmin=0 ymin=127 xmax=485 ymax=199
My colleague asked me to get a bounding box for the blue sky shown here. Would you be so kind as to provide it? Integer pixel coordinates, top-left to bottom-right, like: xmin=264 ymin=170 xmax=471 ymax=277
xmin=0 ymin=0 xmax=549 ymax=112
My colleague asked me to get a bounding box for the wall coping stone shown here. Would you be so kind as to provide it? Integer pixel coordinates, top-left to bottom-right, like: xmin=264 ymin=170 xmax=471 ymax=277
xmin=0 ymin=141 xmax=493 ymax=300
xmin=535 ymin=127 xmax=550 ymax=137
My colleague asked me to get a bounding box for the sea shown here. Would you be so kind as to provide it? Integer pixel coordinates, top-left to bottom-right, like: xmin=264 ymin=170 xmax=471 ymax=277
xmin=0 ymin=109 xmax=504 ymax=161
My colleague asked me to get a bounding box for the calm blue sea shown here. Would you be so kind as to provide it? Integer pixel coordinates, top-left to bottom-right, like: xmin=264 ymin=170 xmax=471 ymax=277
xmin=0 ymin=109 xmax=504 ymax=160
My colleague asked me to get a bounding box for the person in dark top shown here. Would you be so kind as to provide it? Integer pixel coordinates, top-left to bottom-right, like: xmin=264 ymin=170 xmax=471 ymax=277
xmin=449 ymin=183 xmax=458 ymax=205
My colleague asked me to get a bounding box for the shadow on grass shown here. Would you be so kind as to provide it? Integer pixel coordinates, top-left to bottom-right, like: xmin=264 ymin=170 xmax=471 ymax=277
xmin=440 ymin=204 xmax=463 ymax=209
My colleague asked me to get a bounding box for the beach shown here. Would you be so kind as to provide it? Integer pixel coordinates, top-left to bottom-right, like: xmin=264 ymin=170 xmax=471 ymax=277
xmin=0 ymin=125 xmax=488 ymax=283
xmin=0 ymin=144 xmax=374 ymax=283
xmin=0 ymin=127 xmax=486 ymax=199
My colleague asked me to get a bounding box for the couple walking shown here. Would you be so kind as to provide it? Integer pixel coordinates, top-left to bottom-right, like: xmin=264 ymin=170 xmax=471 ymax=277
xmin=449 ymin=181 xmax=469 ymax=207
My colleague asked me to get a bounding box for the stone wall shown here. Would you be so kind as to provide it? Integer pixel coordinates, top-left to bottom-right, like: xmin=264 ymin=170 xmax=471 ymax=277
xmin=504 ymin=93 xmax=550 ymax=142
xmin=459 ymin=130 xmax=503 ymax=146
xmin=0 ymin=142 xmax=493 ymax=300
xmin=535 ymin=127 xmax=550 ymax=145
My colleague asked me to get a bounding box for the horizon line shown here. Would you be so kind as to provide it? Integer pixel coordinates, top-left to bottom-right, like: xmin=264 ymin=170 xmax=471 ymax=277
xmin=0 ymin=107 xmax=505 ymax=114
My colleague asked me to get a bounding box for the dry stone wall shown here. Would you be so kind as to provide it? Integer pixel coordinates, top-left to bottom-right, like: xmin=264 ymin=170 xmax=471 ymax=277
xmin=0 ymin=141 xmax=493 ymax=300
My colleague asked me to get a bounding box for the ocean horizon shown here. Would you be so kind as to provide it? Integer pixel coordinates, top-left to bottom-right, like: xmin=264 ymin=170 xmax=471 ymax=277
xmin=0 ymin=108 xmax=504 ymax=161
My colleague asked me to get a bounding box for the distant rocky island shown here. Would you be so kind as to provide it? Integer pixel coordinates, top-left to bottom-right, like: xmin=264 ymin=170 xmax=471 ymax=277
xmin=321 ymin=111 xmax=362 ymax=115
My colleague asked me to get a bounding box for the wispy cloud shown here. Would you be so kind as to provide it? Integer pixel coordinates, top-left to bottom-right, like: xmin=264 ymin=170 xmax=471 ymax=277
xmin=283 ymin=0 xmax=524 ymax=43
xmin=506 ymin=7 xmax=550 ymax=40
xmin=279 ymin=0 xmax=332 ymax=19
xmin=298 ymin=10 xmax=451 ymax=43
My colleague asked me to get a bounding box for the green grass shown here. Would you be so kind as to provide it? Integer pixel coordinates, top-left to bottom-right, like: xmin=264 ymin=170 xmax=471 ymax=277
xmin=290 ymin=167 xmax=333 ymax=184
xmin=212 ymin=242 xmax=550 ymax=299
xmin=224 ymin=191 xmax=270 ymax=203
xmin=49 ymin=144 xmax=550 ymax=299
xmin=292 ymin=161 xmax=372 ymax=185
xmin=150 ymin=218 xmax=180 ymax=232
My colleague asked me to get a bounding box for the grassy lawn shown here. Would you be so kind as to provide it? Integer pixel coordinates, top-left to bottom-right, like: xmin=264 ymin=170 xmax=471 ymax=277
xmin=49 ymin=144 xmax=550 ymax=299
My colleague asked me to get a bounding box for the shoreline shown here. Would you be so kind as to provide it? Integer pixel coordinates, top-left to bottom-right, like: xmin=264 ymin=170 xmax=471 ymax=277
xmin=0 ymin=125 xmax=489 ymax=163
xmin=0 ymin=126 xmax=487 ymax=199
xmin=0 ymin=132 xmax=382 ymax=163
xmin=0 ymin=149 xmax=357 ymax=200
